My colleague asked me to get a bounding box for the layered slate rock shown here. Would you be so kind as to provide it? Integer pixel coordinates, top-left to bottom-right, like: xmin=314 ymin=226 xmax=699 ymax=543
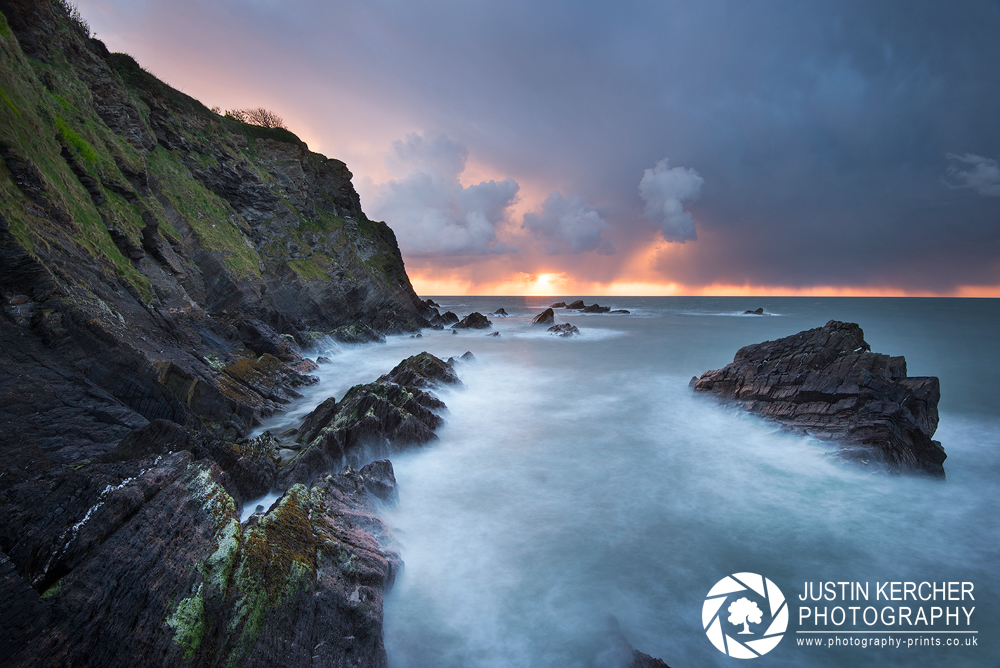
xmin=280 ymin=353 xmax=459 ymax=485
xmin=693 ymin=320 xmax=946 ymax=476
xmin=548 ymin=323 xmax=580 ymax=337
xmin=452 ymin=312 xmax=492 ymax=329
xmin=582 ymin=303 xmax=611 ymax=313
xmin=1 ymin=451 xmax=401 ymax=668
xmin=532 ymin=308 xmax=555 ymax=325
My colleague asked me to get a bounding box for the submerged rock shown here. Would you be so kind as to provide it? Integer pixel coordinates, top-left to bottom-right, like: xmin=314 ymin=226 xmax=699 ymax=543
xmin=582 ymin=304 xmax=611 ymax=313
xmin=532 ymin=308 xmax=555 ymax=325
xmin=693 ymin=320 xmax=946 ymax=476
xmin=452 ymin=312 xmax=492 ymax=329
xmin=610 ymin=309 xmax=630 ymax=314
xmin=744 ymin=307 xmax=765 ymax=315
xmin=548 ymin=323 xmax=580 ymax=337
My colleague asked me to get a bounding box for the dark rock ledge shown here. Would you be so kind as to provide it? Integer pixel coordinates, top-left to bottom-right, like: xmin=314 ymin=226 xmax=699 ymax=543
xmin=692 ymin=320 xmax=946 ymax=476
xmin=279 ymin=352 xmax=462 ymax=485
xmin=0 ymin=350 xmax=468 ymax=668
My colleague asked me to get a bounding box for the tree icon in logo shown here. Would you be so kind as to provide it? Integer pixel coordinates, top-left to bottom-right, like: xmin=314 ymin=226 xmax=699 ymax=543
xmin=702 ymin=573 xmax=788 ymax=658
xmin=728 ymin=597 xmax=763 ymax=634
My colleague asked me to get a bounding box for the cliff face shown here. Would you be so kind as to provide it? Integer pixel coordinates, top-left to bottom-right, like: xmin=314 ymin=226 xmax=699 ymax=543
xmin=0 ymin=1 xmax=433 ymax=664
xmin=0 ymin=0 xmax=435 ymax=454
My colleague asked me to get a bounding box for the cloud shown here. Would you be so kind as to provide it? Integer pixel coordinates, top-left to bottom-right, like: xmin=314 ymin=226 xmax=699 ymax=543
xmin=522 ymin=192 xmax=613 ymax=255
xmin=946 ymin=153 xmax=1000 ymax=197
xmin=638 ymin=159 xmax=704 ymax=242
xmin=368 ymin=133 xmax=520 ymax=256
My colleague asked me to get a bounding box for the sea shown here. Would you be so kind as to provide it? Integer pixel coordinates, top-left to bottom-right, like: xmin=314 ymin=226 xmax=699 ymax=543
xmin=248 ymin=297 xmax=1000 ymax=668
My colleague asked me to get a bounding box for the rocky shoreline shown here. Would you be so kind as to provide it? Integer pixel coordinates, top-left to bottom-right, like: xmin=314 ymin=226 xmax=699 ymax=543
xmin=692 ymin=320 xmax=946 ymax=476
xmin=0 ymin=1 xmax=678 ymax=665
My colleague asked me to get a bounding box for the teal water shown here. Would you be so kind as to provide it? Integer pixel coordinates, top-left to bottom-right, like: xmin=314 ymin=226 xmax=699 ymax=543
xmin=257 ymin=297 xmax=1000 ymax=667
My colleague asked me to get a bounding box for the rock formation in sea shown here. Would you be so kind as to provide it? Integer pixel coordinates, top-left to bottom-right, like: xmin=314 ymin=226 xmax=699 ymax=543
xmin=452 ymin=312 xmax=492 ymax=329
xmin=280 ymin=352 xmax=459 ymax=489
xmin=582 ymin=303 xmax=611 ymax=313
xmin=692 ymin=320 xmax=946 ymax=476
xmin=532 ymin=308 xmax=555 ymax=325
xmin=0 ymin=1 xmax=443 ymax=664
xmin=548 ymin=323 xmax=580 ymax=337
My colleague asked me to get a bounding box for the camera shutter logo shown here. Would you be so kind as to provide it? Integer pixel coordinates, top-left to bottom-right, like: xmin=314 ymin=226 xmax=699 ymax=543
xmin=703 ymin=573 xmax=788 ymax=659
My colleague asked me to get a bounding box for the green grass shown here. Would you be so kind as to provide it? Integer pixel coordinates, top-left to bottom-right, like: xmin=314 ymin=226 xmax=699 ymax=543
xmin=0 ymin=83 xmax=19 ymax=115
xmin=147 ymin=146 xmax=261 ymax=278
xmin=55 ymin=115 xmax=98 ymax=164
xmin=287 ymin=257 xmax=330 ymax=282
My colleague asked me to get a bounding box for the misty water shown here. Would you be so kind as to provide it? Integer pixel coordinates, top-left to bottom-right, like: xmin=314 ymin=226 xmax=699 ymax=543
xmin=252 ymin=297 xmax=1000 ymax=667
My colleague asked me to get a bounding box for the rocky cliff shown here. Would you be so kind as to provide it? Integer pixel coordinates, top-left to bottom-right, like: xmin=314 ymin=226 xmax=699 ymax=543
xmin=692 ymin=320 xmax=946 ymax=476
xmin=0 ymin=0 xmax=440 ymax=664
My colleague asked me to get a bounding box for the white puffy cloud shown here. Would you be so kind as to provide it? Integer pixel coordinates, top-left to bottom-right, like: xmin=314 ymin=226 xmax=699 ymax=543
xmin=638 ymin=158 xmax=705 ymax=242
xmin=946 ymin=153 xmax=1000 ymax=197
xmin=368 ymin=133 xmax=520 ymax=255
xmin=521 ymin=192 xmax=613 ymax=255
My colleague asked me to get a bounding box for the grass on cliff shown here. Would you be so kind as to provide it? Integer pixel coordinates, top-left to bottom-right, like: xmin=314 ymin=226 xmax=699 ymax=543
xmin=0 ymin=20 xmax=153 ymax=300
xmin=147 ymin=146 xmax=261 ymax=279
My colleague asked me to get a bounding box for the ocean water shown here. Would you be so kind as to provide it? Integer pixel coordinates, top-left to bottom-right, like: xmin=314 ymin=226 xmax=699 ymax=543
xmin=253 ymin=297 xmax=1000 ymax=667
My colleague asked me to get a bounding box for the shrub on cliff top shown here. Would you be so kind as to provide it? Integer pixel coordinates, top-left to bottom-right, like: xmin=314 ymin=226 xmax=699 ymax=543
xmin=225 ymin=107 xmax=288 ymax=130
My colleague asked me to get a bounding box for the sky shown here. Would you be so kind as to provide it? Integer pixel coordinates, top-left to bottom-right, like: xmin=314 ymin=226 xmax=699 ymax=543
xmin=74 ymin=0 xmax=1000 ymax=296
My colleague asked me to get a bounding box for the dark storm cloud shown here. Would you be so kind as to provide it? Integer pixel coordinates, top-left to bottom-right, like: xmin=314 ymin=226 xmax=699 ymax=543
xmin=78 ymin=0 xmax=1000 ymax=289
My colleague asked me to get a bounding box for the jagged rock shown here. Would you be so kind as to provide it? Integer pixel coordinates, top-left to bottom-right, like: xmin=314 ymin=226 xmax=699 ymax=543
xmin=358 ymin=459 xmax=398 ymax=503
xmin=0 ymin=450 xmax=400 ymax=668
xmin=693 ymin=320 xmax=946 ymax=476
xmin=550 ymin=301 xmax=567 ymax=308
xmin=460 ymin=351 xmax=476 ymax=362
xmin=565 ymin=300 xmax=586 ymax=309
xmin=203 ymin=431 xmax=279 ymax=501
xmin=280 ymin=353 xmax=457 ymax=485
xmin=489 ymin=307 xmax=508 ymax=317
xmin=289 ymin=358 xmax=319 ymax=374
xmin=101 ymin=419 xmax=195 ymax=462
xmin=744 ymin=307 xmax=765 ymax=315
xmin=423 ymin=298 xmax=440 ymax=308
xmin=379 ymin=351 xmax=462 ymax=388
xmin=548 ymin=323 xmax=580 ymax=337
xmin=582 ymin=304 xmax=610 ymax=313
xmin=452 ymin=312 xmax=492 ymax=329
xmin=315 ymin=356 xmax=332 ymax=365
xmin=297 ymin=397 xmax=338 ymax=445
xmin=106 ymin=227 xmax=145 ymax=261
xmin=330 ymin=323 xmax=385 ymax=344
xmin=532 ymin=308 xmax=555 ymax=325
xmin=439 ymin=311 xmax=459 ymax=325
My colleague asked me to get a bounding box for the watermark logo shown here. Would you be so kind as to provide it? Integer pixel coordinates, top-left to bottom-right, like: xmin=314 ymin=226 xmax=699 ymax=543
xmin=703 ymin=573 xmax=788 ymax=658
